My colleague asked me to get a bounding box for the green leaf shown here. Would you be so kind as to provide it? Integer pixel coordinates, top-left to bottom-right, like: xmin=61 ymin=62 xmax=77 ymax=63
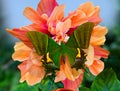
xmin=74 ymin=22 xmax=94 ymax=49
xmin=12 ymin=82 xmax=39 ymax=91
xmin=27 ymin=31 xmax=48 ymax=55
xmin=39 ymin=75 xmax=63 ymax=91
xmin=80 ymin=68 xmax=95 ymax=88
xmin=91 ymin=68 xmax=120 ymax=91
xmin=79 ymin=87 xmax=91 ymax=91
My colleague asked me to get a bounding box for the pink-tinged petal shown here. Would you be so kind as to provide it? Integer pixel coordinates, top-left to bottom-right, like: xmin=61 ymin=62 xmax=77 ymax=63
xmin=41 ymin=14 xmax=49 ymax=20
xmin=55 ymin=70 xmax=66 ymax=82
xmin=18 ymin=61 xmax=45 ymax=86
xmin=18 ymin=60 xmax=33 ymax=82
xmin=62 ymin=70 xmax=84 ymax=91
xmin=7 ymin=29 xmax=33 ymax=48
xmin=68 ymin=11 xmax=87 ymax=28
xmin=88 ymin=60 xmax=104 ymax=76
xmin=25 ymin=65 xmax=45 ymax=86
xmin=88 ymin=6 xmax=102 ymax=24
xmin=55 ymin=57 xmax=66 ymax=82
xmin=21 ymin=23 xmax=50 ymax=35
xmin=64 ymin=56 xmax=74 ymax=81
xmin=30 ymin=51 xmax=43 ymax=66
xmin=85 ymin=45 xmax=94 ymax=66
xmin=55 ymin=56 xmax=82 ymax=83
xmin=78 ymin=2 xmax=94 ymax=16
xmin=92 ymin=26 xmax=108 ymax=37
xmin=18 ymin=60 xmax=28 ymax=77
xmin=55 ymin=56 xmax=74 ymax=82
xmin=90 ymin=26 xmax=108 ymax=46
xmin=48 ymin=4 xmax=65 ymax=35
xmin=23 ymin=7 xmax=46 ymax=25
xmin=91 ymin=37 xmax=106 ymax=46
xmin=94 ymin=46 xmax=109 ymax=58
xmin=13 ymin=52 xmax=28 ymax=62
xmin=56 ymin=19 xmax=71 ymax=34
xmin=12 ymin=42 xmax=31 ymax=61
xmin=78 ymin=2 xmax=101 ymax=24
xmin=37 ymin=0 xmax=58 ymax=17
xmin=48 ymin=4 xmax=65 ymax=24
xmin=53 ymin=88 xmax=73 ymax=91
xmin=67 ymin=27 xmax=77 ymax=36
xmin=22 ymin=23 xmax=46 ymax=31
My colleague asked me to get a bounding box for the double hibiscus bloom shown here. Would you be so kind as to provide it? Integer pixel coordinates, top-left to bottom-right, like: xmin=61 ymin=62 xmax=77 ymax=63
xmin=7 ymin=0 xmax=109 ymax=91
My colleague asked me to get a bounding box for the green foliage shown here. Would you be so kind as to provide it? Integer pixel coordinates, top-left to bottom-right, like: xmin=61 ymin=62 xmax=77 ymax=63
xmin=91 ymin=68 xmax=120 ymax=91
xmin=105 ymin=26 xmax=120 ymax=80
xmin=79 ymin=87 xmax=91 ymax=91
xmin=80 ymin=68 xmax=95 ymax=88
xmin=9 ymin=72 xmax=39 ymax=91
xmin=12 ymin=82 xmax=39 ymax=91
xmin=39 ymin=75 xmax=63 ymax=91
xmin=0 ymin=69 xmax=19 ymax=91
xmin=80 ymin=68 xmax=120 ymax=91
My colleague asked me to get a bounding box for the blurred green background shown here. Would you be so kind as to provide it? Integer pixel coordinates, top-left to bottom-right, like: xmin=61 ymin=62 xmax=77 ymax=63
xmin=0 ymin=0 xmax=120 ymax=91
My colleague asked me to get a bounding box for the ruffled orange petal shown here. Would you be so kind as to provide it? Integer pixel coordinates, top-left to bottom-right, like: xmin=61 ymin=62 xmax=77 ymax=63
xmin=56 ymin=19 xmax=71 ymax=35
xmin=55 ymin=56 xmax=82 ymax=82
xmin=78 ymin=1 xmax=101 ymax=24
xmin=94 ymin=46 xmax=110 ymax=58
xmin=53 ymin=88 xmax=73 ymax=91
xmin=25 ymin=65 xmax=45 ymax=86
xmin=55 ymin=56 xmax=72 ymax=82
xmin=18 ymin=60 xmax=28 ymax=77
xmin=19 ymin=64 xmax=45 ymax=86
xmin=23 ymin=7 xmax=46 ymax=24
xmin=55 ymin=70 xmax=66 ymax=82
xmin=90 ymin=26 xmax=108 ymax=46
xmin=21 ymin=23 xmax=50 ymax=35
xmin=64 ymin=56 xmax=74 ymax=81
xmin=30 ymin=51 xmax=43 ymax=66
xmin=21 ymin=23 xmax=45 ymax=31
xmin=78 ymin=2 xmax=94 ymax=16
xmin=12 ymin=42 xmax=31 ymax=61
xmin=69 ymin=10 xmax=87 ymax=28
xmin=48 ymin=4 xmax=65 ymax=25
xmin=88 ymin=6 xmax=102 ymax=24
xmin=88 ymin=59 xmax=104 ymax=76
xmin=7 ymin=29 xmax=33 ymax=48
xmin=18 ymin=53 xmax=44 ymax=86
xmin=37 ymin=0 xmax=58 ymax=17
xmin=85 ymin=45 xmax=94 ymax=66
xmin=62 ymin=70 xmax=84 ymax=91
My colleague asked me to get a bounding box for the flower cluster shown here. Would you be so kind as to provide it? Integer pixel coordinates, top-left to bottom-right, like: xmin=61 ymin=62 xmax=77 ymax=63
xmin=7 ymin=0 xmax=109 ymax=91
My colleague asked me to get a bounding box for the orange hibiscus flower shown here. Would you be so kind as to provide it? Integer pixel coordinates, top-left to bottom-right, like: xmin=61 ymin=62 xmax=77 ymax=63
xmin=85 ymin=25 xmax=109 ymax=76
xmin=13 ymin=42 xmax=45 ymax=85
xmin=55 ymin=56 xmax=84 ymax=91
xmin=7 ymin=1 xmax=101 ymax=44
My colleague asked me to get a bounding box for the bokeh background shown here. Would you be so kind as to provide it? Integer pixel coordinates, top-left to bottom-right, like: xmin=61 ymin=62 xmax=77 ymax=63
xmin=0 ymin=0 xmax=120 ymax=91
